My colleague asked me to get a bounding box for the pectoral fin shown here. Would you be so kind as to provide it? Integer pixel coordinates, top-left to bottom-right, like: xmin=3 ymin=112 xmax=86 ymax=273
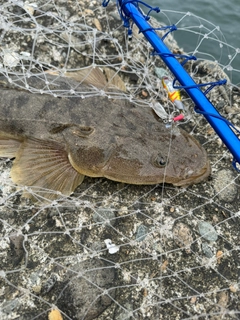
xmin=0 ymin=132 xmax=22 ymax=158
xmin=11 ymin=138 xmax=84 ymax=200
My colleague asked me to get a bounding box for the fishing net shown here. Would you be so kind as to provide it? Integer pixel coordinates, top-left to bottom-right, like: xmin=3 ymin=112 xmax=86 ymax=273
xmin=0 ymin=1 xmax=240 ymax=319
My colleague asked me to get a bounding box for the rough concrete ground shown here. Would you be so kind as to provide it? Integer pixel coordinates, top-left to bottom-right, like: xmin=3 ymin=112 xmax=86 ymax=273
xmin=0 ymin=1 xmax=240 ymax=319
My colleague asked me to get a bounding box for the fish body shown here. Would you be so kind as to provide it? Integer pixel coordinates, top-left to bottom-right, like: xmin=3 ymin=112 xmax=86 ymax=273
xmin=0 ymin=72 xmax=210 ymax=199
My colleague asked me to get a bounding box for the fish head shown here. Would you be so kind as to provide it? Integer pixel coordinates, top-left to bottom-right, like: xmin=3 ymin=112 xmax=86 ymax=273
xmin=102 ymin=127 xmax=210 ymax=186
xmin=65 ymin=124 xmax=210 ymax=187
xmin=151 ymin=128 xmax=211 ymax=186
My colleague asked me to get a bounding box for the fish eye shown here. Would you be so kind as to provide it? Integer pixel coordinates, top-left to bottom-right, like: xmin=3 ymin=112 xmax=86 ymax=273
xmin=153 ymin=154 xmax=168 ymax=168
xmin=72 ymin=126 xmax=94 ymax=137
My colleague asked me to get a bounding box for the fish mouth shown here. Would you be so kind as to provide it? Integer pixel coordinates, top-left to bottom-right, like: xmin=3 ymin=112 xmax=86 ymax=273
xmin=172 ymin=160 xmax=211 ymax=187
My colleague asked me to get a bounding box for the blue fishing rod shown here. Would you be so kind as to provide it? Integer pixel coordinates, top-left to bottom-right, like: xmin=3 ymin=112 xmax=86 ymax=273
xmin=102 ymin=0 xmax=240 ymax=170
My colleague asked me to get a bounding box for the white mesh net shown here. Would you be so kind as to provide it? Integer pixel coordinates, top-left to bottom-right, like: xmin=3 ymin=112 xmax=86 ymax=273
xmin=0 ymin=1 xmax=240 ymax=319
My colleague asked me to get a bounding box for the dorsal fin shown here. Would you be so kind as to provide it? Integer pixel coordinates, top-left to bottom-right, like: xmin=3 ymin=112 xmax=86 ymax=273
xmin=103 ymin=67 xmax=126 ymax=92
xmin=64 ymin=67 xmax=108 ymax=88
xmin=46 ymin=66 xmax=126 ymax=91
xmin=46 ymin=67 xmax=107 ymax=88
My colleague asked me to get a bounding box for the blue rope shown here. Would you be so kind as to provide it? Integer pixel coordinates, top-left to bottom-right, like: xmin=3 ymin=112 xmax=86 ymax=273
xmin=115 ymin=0 xmax=160 ymax=36
xmin=173 ymin=78 xmax=227 ymax=93
xmin=102 ymin=0 xmax=111 ymax=6
xmin=194 ymin=108 xmax=240 ymax=134
xmin=140 ymin=24 xmax=177 ymax=41
xmin=153 ymin=52 xmax=227 ymax=95
xmin=118 ymin=0 xmax=160 ymax=16
xmin=232 ymin=159 xmax=240 ymax=172
xmin=161 ymin=25 xmax=177 ymax=41
xmin=152 ymin=52 xmax=197 ymax=64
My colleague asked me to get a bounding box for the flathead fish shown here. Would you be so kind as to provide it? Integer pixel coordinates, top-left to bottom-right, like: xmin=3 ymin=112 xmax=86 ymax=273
xmin=0 ymin=69 xmax=210 ymax=200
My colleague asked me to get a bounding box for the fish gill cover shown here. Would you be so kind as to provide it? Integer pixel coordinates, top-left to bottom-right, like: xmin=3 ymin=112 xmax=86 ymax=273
xmin=0 ymin=0 xmax=240 ymax=319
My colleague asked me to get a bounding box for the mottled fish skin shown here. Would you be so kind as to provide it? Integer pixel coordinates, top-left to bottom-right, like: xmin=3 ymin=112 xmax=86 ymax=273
xmin=0 ymin=72 xmax=210 ymax=199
